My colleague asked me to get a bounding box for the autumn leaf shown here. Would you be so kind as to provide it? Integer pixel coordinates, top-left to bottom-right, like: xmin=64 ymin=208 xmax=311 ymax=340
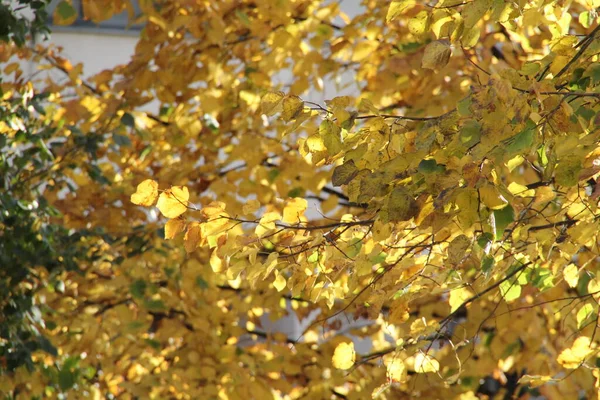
xmin=557 ymin=337 xmax=594 ymax=369
xmin=242 ymin=199 xmax=261 ymax=215
xmin=53 ymin=1 xmax=78 ymax=26
xmin=184 ymin=222 xmax=202 ymax=253
xmin=386 ymin=1 xmax=416 ymax=23
xmin=563 ymin=264 xmax=579 ymax=288
xmin=281 ymin=95 xmax=304 ymax=122
xmin=387 ymin=187 xmax=419 ymax=222
xmin=131 ymin=179 xmax=159 ymax=206
xmin=414 ymin=353 xmax=440 ymax=373
xmin=10 ymin=0 xmax=600 ymax=397
xmin=422 ymin=40 xmax=452 ymax=70
xmin=261 ymin=91 xmax=285 ymax=116
xmin=332 ymin=160 xmax=359 ymax=186
xmin=576 ymin=303 xmax=594 ymax=329
xmin=282 ymin=197 xmax=307 ymax=224
xmin=332 ymin=342 xmax=355 ymax=370
xmin=518 ymin=375 xmax=559 ymax=388
xmin=156 ymin=186 xmax=189 ymax=218
xmin=447 ymin=235 xmax=471 ymax=265
xmin=273 ymin=271 xmax=287 ymax=292
xmin=449 ymin=286 xmax=473 ymax=312
xmin=386 ymin=358 xmax=406 ymax=382
xmin=165 ymin=218 xmax=185 ymax=239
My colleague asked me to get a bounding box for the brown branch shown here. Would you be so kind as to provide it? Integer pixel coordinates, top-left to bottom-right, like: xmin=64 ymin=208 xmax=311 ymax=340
xmin=360 ymin=262 xmax=532 ymax=362
xmin=222 ymin=216 xmax=374 ymax=231
xmin=528 ymin=220 xmax=577 ymax=232
xmin=554 ymin=24 xmax=600 ymax=79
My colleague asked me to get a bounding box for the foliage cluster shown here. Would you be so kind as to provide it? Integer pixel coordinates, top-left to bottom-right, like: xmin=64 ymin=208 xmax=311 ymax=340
xmin=3 ymin=0 xmax=600 ymax=399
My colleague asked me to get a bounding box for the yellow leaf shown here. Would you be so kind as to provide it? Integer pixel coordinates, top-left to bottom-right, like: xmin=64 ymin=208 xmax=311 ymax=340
xmin=130 ymin=179 xmax=158 ymax=206
xmin=157 ymin=186 xmax=189 ymax=218
xmin=588 ymin=278 xmax=600 ymax=298
xmin=449 ymin=286 xmax=473 ymax=312
xmin=507 ymin=182 xmax=534 ymax=197
xmin=282 ymin=198 xmax=308 ymax=224
xmin=261 ymin=91 xmax=285 ymax=116
xmin=386 ymin=358 xmax=406 ymax=382
xmin=462 ymin=0 xmax=491 ymax=28
xmin=386 ymin=1 xmax=416 ymax=22
xmin=306 ymin=134 xmax=326 ymax=152
xmin=255 ymin=211 xmax=282 ymax=237
xmin=210 ymin=249 xmax=225 ymax=272
xmin=243 ymin=199 xmax=261 ymax=215
xmin=184 ymin=222 xmax=202 ymax=253
xmin=421 ymin=40 xmax=452 ymax=70
xmin=414 ymin=353 xmax=439 ymax=373
xmin=164 ymin=219 xmax=185 ymax=240
xmin=447 ymin=234 xmax=471 ymax=265
xmin=461 ymin=26 xmax=480 ymax=47
xmin=563 ymin=264 xmax=579 ymax=288
xmin=332 ymin=160 xmax=359 ymax=186
xmin=332 ymin=342 xmax=355 ymax=370
xmin=386 ymin=187 xmax=419 ymax=222
xmin=557 ymin=336 xmax=594 ymax=369
xmin=479 ymin=184 xmax=509 ymax=210
xmin=319 ymin=120 xmax=343 ymax=156
xmin=273 ymin=271 xmax=287 ymax=292
xmin=201 ymin=201 xmax=226 ymax=219
xmin=281 ymin=95 xmax=304 ymax=122
xmin=352 ymin=41 xmax=379 ymax=62
xmin=518 ymin=375 xmax=559 ymax=388
xmin=408 ymin=11 xmax=430 ymax=38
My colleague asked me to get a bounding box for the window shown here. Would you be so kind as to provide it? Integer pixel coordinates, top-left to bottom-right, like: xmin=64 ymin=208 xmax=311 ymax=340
xmin=47 ymin=0 xmax=143 ymax=32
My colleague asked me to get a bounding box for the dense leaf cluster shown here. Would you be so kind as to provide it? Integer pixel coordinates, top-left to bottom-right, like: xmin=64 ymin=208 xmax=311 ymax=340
xmin=4 ymin=0 xmax=600 ymax=399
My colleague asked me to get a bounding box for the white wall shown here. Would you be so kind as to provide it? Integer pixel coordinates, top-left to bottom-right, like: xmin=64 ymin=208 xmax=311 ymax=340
xmin=47 ymin=30 xmax=138 ymax=77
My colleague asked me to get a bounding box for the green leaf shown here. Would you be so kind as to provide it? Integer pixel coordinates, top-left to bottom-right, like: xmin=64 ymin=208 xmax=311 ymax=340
xmin=121 ymin=112 xmax=135 ymax=128
xmin=492 ymin=205 xmax=514 ymax=239
xmin=531 ymin=267 xmax=553 ymax=291
xmin=145 ymin=338 xmax=162 ymax=349
xmin=505 ymin=126 xmax=534 ymax=157
xmin=577 ymin=303 xmax=594 ymax=329
xmin=418 ymin=159 xmax=444 ymax=174
xmin=267 ymin=168 xmax=280 ymax=183
xmin=57 ymin=1 xmax=76 ymax=18
xmin=130 ymin=279 xmax=147 ymax=299
xmin=477 ymin=232 xmax=494 ymax=250
xmin=144 ymin=299 xmax=166 ymax=311
xmin=579 ymin=11 xmax=593 ymax=29
xmin=499 ymin=280 xmax=521 ymax=302
xmin=460 ymin=120 xmax=481 ymax=146
xmin=54 ymin=1 xmax=77 ymax=25
xmin=457 ymin=97 xmax=472 ymax=116
xmin=58 ymin=368 xmax=76 ymax=391
xmin=287 ymin=187 xmax=304 ymax=198
xmin=481 ymin=255 xmax=494 ymax=274
xmin=196 ymin=276 xmax=209 ymax=290
xmin=307 ymin=251 xmax=319 ymax=263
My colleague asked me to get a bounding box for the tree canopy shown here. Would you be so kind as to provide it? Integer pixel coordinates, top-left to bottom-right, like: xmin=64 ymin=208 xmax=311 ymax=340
xmin=3 ymin=0 xmax=600 ymax=398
